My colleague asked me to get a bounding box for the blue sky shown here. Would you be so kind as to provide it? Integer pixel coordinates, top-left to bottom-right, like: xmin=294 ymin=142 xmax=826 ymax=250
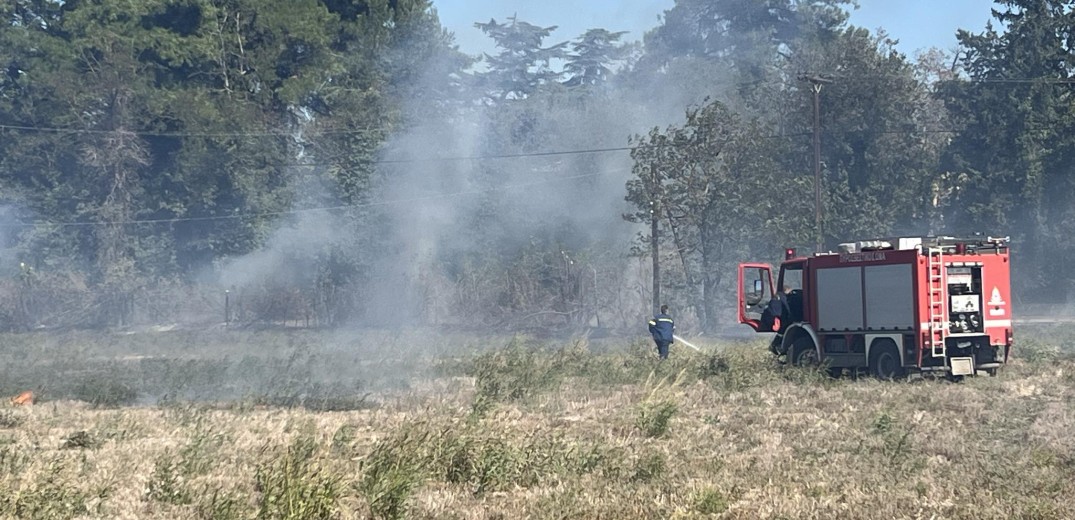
xmin=434 ymin=0 xmax=999 ymax=58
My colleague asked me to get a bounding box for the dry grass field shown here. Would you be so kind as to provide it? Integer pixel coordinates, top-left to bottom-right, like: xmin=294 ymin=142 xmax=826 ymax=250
xmin=1 ymin=326 xmax=1074 ymax=519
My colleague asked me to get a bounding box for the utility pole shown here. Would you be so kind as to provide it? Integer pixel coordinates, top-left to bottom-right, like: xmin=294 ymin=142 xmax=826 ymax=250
xmin=800 ymin=73 xmax=832 ymax=253
xmin=650 ymin=161 xmax=660 ymax=315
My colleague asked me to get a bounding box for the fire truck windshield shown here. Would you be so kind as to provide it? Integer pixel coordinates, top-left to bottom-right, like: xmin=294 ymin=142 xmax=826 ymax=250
xmin=779 ymin=262 xmax=803 ymax=292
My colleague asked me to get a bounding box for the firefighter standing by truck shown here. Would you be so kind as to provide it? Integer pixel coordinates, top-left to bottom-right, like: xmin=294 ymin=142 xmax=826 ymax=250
xmin=764 ymin=285 xmax=793 ymax=356
xmin=648 ymin=305 xmax=675 ymax=360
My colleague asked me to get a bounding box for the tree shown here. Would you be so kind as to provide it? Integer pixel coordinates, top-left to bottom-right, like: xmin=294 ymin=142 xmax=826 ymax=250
xmin=626 ymin=100 xmax=813 ymax=330
xmin=938 ymin=0 xmax=1075 ymax=296
xmin=563 ymin=28 xmax=630 ymax=88
xmin=474 ymin=16 xmax=567 ymax=101
xmin=0 ymin=0 xmax=466 ymax=327
xmin=778 ymin=27 xmax=946 ymax=244
xmin=638 ymin=0 xmax=853 ymax=107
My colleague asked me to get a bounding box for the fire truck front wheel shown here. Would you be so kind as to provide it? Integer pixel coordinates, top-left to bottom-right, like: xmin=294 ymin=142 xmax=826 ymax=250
xmin=869 ymin=341 xmax=904 ymax=380
xmin=790 ymin=337 xmax=819 ymax=367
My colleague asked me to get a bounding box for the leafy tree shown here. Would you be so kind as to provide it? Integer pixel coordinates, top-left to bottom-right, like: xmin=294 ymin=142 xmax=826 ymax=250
xmin=779 ymin=27 xmax=945 ymax=244
xmin=0 ymin=0 xmax=466 ymax=327
xmin=474 ymin=16 xmax=567 ymax=101
xmin=939 ymin=0 xmax=1075 ymax=296
xmin=626 ymin=101 xmax=813 ymax=330
xmin=637 ymin=0 xmax=854 ymax=109
xmin=563 ymin=28 xmax=630 ymax=88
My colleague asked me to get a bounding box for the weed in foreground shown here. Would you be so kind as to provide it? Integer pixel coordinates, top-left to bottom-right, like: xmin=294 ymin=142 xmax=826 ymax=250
xmin=358 ymin=425 xmax=436 ymax=520
xmin=630 ymin=450 xmax=667 ymax=482
xmin=634 ymin=370 xmax=686 ymax=439
xmin=330 ymin=424 xmax=358 ymax=455
xmin=445 ymin=435 xmax=523 ymax=495
xmin=144 ymin=423 xmax=222 ymax=506
xmin=0 ymin=460 xmax=108 ymax=519
xmin=868 ymin=412 xmax=919 ymax=474
xmin=0 ymin=409 xmax=25 ymax=429
xmin=467 ymin=343 xmax=566 ymax=418
xmin=692 ymin=487 xmax=729 ymax=514
xmin=636 ymin=401 xmax=677 ymax=439
xmin=0 ymin=445 xmax=32 ymax=477
xmin=146 ymin=454 xmax=191 ymax=505
xmin=196 ymin=488 xmax=247 ymax=520
xmin=255 ymin=436 xmax=342 ymax=520
xmin=61 ymin=431 xmax=101 ymax=450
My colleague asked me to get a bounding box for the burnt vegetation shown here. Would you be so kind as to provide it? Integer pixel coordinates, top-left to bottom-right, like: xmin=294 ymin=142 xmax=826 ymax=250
xmin=0 ymin=327 xmax=1072 ymax=518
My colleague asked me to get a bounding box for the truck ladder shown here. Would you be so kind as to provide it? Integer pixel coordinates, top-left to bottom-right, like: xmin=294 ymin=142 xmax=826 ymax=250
xmin=927 ymin=247 xmax=948 ymax=358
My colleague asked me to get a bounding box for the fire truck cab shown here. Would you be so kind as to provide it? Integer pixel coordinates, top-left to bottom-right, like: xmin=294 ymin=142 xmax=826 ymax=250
xmin=738 ymin=236 xmax=1012 ymax=378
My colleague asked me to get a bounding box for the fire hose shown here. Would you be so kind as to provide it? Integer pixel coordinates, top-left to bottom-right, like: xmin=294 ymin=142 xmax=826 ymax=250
xmin=673 ymin=334 xmax=702 ymax=352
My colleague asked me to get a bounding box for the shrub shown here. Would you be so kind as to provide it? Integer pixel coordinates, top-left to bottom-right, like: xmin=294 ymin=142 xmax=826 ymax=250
xmin=196 ymin=489 xmax=247 ymax=520
xmin=443 ymin=435 xmax=521 ymax=495
xmin=630 ymin=451 xmax=666 ymax=482
xmin=61 ymin=431 xmax=100 ymax=450
xmin=178 ymin=428 xmax=221 ymax=477
xmin=0 ymin=459 xmax=108 ymax=519
xmin=255 ymin=436 xmax=341 ymax=520
xmin=869 ymin=412 xmax=918 ymax=472
xmin=468 ymin=343 xmax=565 ymax=417
xmin=358 ymin=426 xmax=435 ymax=520
xmin=73 ymin=377 xmax=138 ymax=408
xmin=0 ymin=409 xmax=25 ymax=429
xmin=146 ymin=455 xmax=191 ymax=505
xmin=330 ymin=424 xmax=358 ymax=455
xmin=635 ymin=370 xmax=685 ymax=439
xmin=1016 ymin=338 xmax=1063 ymax=364
xmin=0 ymin=445 xmax=31 ymax=475
xmin=698 ymin=354 xmax=730 ymax=378
xmin=693 ymin=488 xmax=729 ymax=514
xmin=636 ymin=401 xmax=677 ymax=439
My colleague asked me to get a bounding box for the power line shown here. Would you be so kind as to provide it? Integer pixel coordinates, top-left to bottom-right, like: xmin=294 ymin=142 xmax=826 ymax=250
xmin=0 ymin=123 xmax=379 ymax=138
xmin=0 ymin=170 xmax=618 ymax=230
xmin=251 ymin=127 xmax=973 ymax=167
xmin=373 ymin=145 xmax=639 ymax=163
xmin=951 ymin=77 xmax=1075 ymax=84
xmin=0 ymin=74 xmax=1067 ymax=139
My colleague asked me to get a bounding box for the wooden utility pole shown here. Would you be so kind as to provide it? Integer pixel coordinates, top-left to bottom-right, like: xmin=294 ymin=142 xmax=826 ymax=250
xmin=800 ymin=73 xmax=832 ymax=253
xmin=650 ymin=161 xmax=660 ymax=315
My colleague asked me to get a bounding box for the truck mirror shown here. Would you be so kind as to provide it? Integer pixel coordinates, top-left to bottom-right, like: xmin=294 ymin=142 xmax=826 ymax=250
xmin=746 ymin=279 xmax=764 ymax=305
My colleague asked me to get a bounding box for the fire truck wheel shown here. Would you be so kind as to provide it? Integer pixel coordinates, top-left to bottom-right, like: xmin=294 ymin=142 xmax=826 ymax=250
xmin=790 ymin=337 xmax=818 ymax=367
xmin=869 ymin=342 xmax=904 ymax=380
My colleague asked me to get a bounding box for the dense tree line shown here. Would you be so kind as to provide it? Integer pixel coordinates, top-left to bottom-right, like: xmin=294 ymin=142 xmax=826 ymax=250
xmin=0 ymin=0 xmax=1070 ymax=331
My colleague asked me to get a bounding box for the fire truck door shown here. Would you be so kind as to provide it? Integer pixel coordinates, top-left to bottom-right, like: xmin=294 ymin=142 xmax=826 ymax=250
xmin=739 ymin=263 xmax=775 ymax=331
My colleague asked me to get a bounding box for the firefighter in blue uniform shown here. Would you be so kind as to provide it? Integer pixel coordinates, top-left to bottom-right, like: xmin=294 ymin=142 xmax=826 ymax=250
xmin=648 ymin=305 xmax=675 ymax=360
xmin=764 ymin=285 xmax=792 ymax=356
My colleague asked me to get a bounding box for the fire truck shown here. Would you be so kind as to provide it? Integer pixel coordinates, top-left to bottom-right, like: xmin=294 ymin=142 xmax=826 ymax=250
xmin=737 ymin=236 xmax=1012 ymax=378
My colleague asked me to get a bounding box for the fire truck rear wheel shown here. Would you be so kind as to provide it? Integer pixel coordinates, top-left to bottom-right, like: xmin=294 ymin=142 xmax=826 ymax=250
xmin=869 ymin=341 xmax=904 ymax=380
xmin=791 ymin=337 xmax=818 ymax=367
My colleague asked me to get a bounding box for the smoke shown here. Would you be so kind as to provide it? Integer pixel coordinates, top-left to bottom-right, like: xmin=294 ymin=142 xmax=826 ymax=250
xmin=211 ymin=11 xmax=735 ymax=331
xmin=0 ymin=205 xmax=21 ymax=276
xmin=215 ymin=207 xmax=340 ymax=289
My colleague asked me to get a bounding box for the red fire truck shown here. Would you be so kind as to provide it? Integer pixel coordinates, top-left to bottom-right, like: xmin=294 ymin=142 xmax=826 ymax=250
xmin=738 ymin=236 xmax=1012 ymax=378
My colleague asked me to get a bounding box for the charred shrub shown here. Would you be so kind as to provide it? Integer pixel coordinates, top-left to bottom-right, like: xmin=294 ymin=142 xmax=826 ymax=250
xmin=72 ymin=377 xmax=137 ymax=408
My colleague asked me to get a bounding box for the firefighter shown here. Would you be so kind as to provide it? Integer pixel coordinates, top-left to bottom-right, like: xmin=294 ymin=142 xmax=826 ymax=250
xmin=648 ymin=305 xmax=675 ymax=360
xmin=766 ymin=285 xmax=793 ymax=356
